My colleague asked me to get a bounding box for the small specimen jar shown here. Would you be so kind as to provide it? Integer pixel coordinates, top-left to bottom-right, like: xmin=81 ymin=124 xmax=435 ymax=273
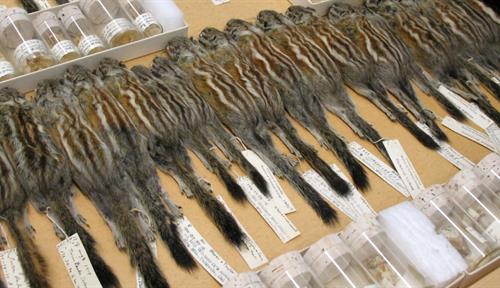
xmin=341 ymin=217 xmax=426 ymax=288
xmin=303 ymin=233 xmax=377 ymax=288
xmin=119 ymin=0 xmax=162 ymax=37
xmin=223 ymin=272 xmax=267 ymax=288
xmin=474 ymin=153 xmax=500 ymax=197
xmin=0 ymin=8 xmax=54 ymax=73
xmin=448 ymin=171 xmax=500 ymax=244
xmin=413 ymin=184 xmax=495 ymax=268
xmin=260 ymin=251 xmax=323 ymax=288
xmin=0 ymin=47 xmax=15 ymax=81
xmin=80 ymin=0 xmax=141 ymax=47
xmin=33 ymin=12 xmax=80 ymax=63
xmin=58 ymin=5 xmax=106 ymax=56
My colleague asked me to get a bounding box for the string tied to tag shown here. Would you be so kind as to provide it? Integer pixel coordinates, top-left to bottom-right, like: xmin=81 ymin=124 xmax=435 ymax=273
xmin=46 ymin=207 xmax=69 ymax=239
xmin=230 ymin=136 xmax=247 ymax=150
xmin=371 ymin=138 xmax=386 ymax=144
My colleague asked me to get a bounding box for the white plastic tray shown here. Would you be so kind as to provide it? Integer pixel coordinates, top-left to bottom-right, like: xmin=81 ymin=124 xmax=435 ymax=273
xmin=0 ymin=1 xmax=188 ymax=93
xmin=289 ymin=0 xmax=364 ymax=16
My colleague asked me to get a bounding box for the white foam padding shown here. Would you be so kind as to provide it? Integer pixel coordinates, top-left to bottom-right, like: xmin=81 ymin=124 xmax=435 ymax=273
xmin=378 ymin=201 xmax=468 ymax=286
xmin=142 ymin=0 xmax=185 ymax=31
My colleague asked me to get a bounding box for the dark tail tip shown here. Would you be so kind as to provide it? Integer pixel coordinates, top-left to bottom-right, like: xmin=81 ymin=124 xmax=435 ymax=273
xmin=249 ymin=170 xmax=270 ymax=196
xmin=351 ymin=164 xmax=370 ymax=192
xmin=166 ymin=222 xmax=197 ymax=271
xmin=86 ymin=248 xmax=120 ymax=288
xmin=316 ymin=201 xmax=338 ymax=225
xmin=225 ymin=179 xmax=247 ymax=203
xmin=219 ymin=209 xmax=246 ymax=247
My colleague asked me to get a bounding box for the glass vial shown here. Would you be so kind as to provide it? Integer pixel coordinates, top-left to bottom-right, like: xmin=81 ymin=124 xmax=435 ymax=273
xmin=474 ymin=153 xmax=500 ymax=197
xmin=341 ymin=217 xmax=426 ymax=288
xmin=413 ymin=185 xmax=495 ymax=268
xmin=304 ymin=233 xmax=378 ymax=288
xmin=119 ymin=0 xmax=162 ymax=37
xmin=80 ymin=0 xmax=141 ymax=47
xmin=260 ymin=251 xmax=324 ymax=288
xmin=0 ymin=47 xmax=15 ymax=81
xmin=33 ymin=11 xmax=80 ymax=63
xmin=223 ymin=272 xmax=268 ymax=288
xmin=58 ymin=5 xmax=106 ymax=56
xmin=448 ymin=171 xmax=500 ymax=244
xmin=0 ymin=8 xmax=54 ymax=73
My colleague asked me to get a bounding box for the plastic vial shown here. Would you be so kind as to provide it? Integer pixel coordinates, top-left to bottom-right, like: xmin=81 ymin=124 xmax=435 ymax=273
xmin=119 ymin=0 xmax=162 ymax=37
xmin=0 ymin=8 xmax=54 ymax=73
xmin=58 ymin=5 xmax=106 ymax=56
xmin=260 ymin=251 xmax=323 ymax=288
xmin=341 ymin=217 xmax=426 ymax=288
xmin=223 ymin=272 xmax=268 ymax=288
xmin=303 ymin=233 xmax=378 ymax=288
xmin=33 ymin=12 xmax=80 ymax=63
xmin=0 ymin=47 xmax=15 ymax=81
xmin=474 ymin=153 xmax=500 ymax=197
xmin=448 ymin=171 xmax=500 ymax=244
xmin=80 ymin=0 xmax=141 ymax=47
xmin=413 ymin=185 xmax=495 ymax=268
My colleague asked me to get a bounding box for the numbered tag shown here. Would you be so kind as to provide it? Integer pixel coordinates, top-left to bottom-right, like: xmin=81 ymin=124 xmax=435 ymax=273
xmin=303 ymin=164 xmax=376 ymax=220
xmin=442 ymin=116 xmax=495 ymax=151
xmin=384 ymin=140 xmax=424 ymax=198
xmin=486 ymin=124 xmax=500 ymax=154
xmin=242 ymin=150 xmax=295 ymax=214
xmin=216 ymin=196 xmax=268 ymax=269
xmin=238 ymin=177 xmax=300 ymax=243
xmin=136 ymin=242 xmax=157 ymax=288
xmin=0 ymin=248 xmax=29 ymax=288
xmin=177 ymin=217 xmax=236 ymax=284
xmin=348 ymin=142 xmax=409 ymax=197
xmin=57 ymin=234 xmax=103 ymax=288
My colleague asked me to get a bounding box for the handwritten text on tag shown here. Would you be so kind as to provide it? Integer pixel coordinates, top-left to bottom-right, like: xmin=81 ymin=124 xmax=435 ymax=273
xmin=0 ymin=248 xmax=29 ymax=288
xmin=442 ymin=116 xmax=495 ymax=151
xmin=486 ymin=124 xmax=500 ymax=154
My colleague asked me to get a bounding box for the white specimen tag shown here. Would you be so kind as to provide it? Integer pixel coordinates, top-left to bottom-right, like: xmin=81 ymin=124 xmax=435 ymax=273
xmin=437 ymin=85 xmax=493 ymax=129
xmin=238 ymin=177 xmax=300 ymax=243
xmin=348 ymin=142 xmax=409 ymax=197
xmin=384 ymin=140 xmax=424 ymax=198
xmin=216 ymin=196 xmax=268 ymax=269
xmin=303 ymin=164 xmax=376 ymax=220
xmin=212 ymin=0 xmax=230 ymax=5
xmin=469 ymin=104 xmax=495 ymax=129
xmin=0 ymin=61 xmax=14 ymax=79
xmin=136 ymin=242 xmax=157 ymax=288
xmin=78 ymin=35 xmax=104 ymax=56
xmin=103 ymin=18 xmax=136 ymax=45
xmin=177 ymin=217 xmax=236 ymax=284
xmin=0 ymin=248 xmax=29 ymax=288
xmin=241 ymin=150 xmax=295 ymax=214
xmin=133 ymin=13 xmax=160 ymax=33
xmin=57 ymin=234 xmax=103 ymax=288
xmin=14 ymin=40 xmax=48 ymax=66
xmin=442 ymin=116 xmax=495 ymax=151
xmin=486 ymin=124 xmax=500 ymax=154
xmin=51 ymin=40 xmax=78 ymax=61
xmin=417 ymin=123 xmax=475 ymax=170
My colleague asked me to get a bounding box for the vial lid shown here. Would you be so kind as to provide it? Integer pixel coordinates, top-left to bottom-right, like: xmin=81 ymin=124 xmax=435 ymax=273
xmin=412 ymin=184 xmax=452 ymax=217
xmin=474 ymin=153 xmax=500 ymax=189
xmin=260 ymin=251 xmax=313 ymax=288
xmin=304 ymin=233 xmax=349 ymax=264
xmin=223 ymin=272 xmax=266 ymax=288
xmin=340 ymin=217 xmax=384 ymax=252
xmin=58 ymin=5 xmax=87 ymax=28
xmin=448 ymin=169 xmax=486 ymax=204
xmin=80 ymin=0 xmax=120 ymax=24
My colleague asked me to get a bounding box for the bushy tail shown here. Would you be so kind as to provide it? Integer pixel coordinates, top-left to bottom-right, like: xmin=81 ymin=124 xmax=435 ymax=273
xmin=462 ymin=59 xmax=500 ymax=100
xmin=249 ymin=131 xmax=338 ymax=225
xmin=111 ymin=200 xmax=169 ymax=288
xmin=50 ymin=200 xmax=119 ymax=287
xmin=427 ymin=85 xmax=467 ymax=121
xmin=277 ymin=119 xmax=351 ymax=195
xmin=344 ymin=110 xmax=389 ymax=161
xmin=474 ymin=97 xmax=500 ymax=126
xmin=6 ymin=216 xmax=50 ymax=288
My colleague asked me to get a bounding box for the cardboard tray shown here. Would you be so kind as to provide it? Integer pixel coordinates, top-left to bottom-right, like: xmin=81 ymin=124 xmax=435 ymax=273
xmin=0 ymin=1 xmax=188 ymax=93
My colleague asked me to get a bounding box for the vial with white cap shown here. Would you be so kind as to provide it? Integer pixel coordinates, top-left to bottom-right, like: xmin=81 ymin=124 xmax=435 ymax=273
xmin=303 ymin=233 xmax=377 ymax=288
xmin=413 ymin=184 xmax=495 ymax=267
xmin=80 ymin=0 xmax=141 ymax=47
xmin=119 ymin=0 xmax=162 ymax=37
xmin=474 ymin=153 xmax=500 ymax=197
xmin=58 ymin=5 xmax=106 ymax=56
xmin=223 ymin=272 xmax=268 ymax=288
xmin=33 ymin=11 xmax=80 ymax=63
xmin=448 ymin=170 xmax=500 ymax=244
xmin=0 ymin=8 xmax=54 ymax=73
xmin=260 ymin=251 xmax=323 ymax=288
xmin=340 ymin=217 xmax=426 ymax=288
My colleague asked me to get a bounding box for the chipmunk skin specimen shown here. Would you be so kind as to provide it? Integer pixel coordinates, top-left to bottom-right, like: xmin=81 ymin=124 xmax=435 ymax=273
xmin=165 ymin=36 xmax=339 ymax=225
xmin=35 ymin=79 xmax=169 ymax=288
xmin=213 ymin=19 xmax=369 ymax=191
xmin=96 ymin=58 xmax=246 ymax=248
xmin=0 ymin=87 xmax=119 ymax=287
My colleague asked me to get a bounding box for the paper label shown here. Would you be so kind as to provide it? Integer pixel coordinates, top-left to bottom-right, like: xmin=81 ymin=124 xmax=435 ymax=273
xmin=384 ymin=140 xmax=424 ymax=198
xmin=0 ymin=61 xmax=14 ymax=78
xmin=303 ymin=164 xmax=376 ymax=221
xmin=78 ymin=35 xmax=104 ymax=56
xmin=216 ymin=196 xmax=268 ymax=269
xmin=417 ymin=123 xmax=475 ymax=170
xmin=212 ymin=0 xmax=230 ymax=5
xmin=136 ymin=242 xmax=157 ymax=288
xmin=238 ymin=177 xmax=300 ymax=243
xmin=102 ymin=18 xmax=135 ymax=44
xmin=0 ymin=248 xmax=29 ymax=288
xmin=133 ymin=13 xmax=160 ymax=33
xmin=57 ymin=234 xmax=103 ymax=288
xmin=485 ymin=221 xmax=500 ymax=242
xmin=465 ymin=226 xmax=487 ymax=244
xmin=437 ymin=85 xmax=494 ymax=129
xmin=51 ymin=40 xmax=78 ymax=61
xmin=241 ymin=150 xmax=295 ymax=214
xmin=177 ymin=217 xmax=236 ymax=284
xmin=442 ymin=116 xmax=495 ymax=151
xmin=348 ymin=142 xmax=409 ymax=197
xmin=486 ymin=124 xmax=500 ymax=154
xmin=14 ymin=40 xmax=48 ymax=65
